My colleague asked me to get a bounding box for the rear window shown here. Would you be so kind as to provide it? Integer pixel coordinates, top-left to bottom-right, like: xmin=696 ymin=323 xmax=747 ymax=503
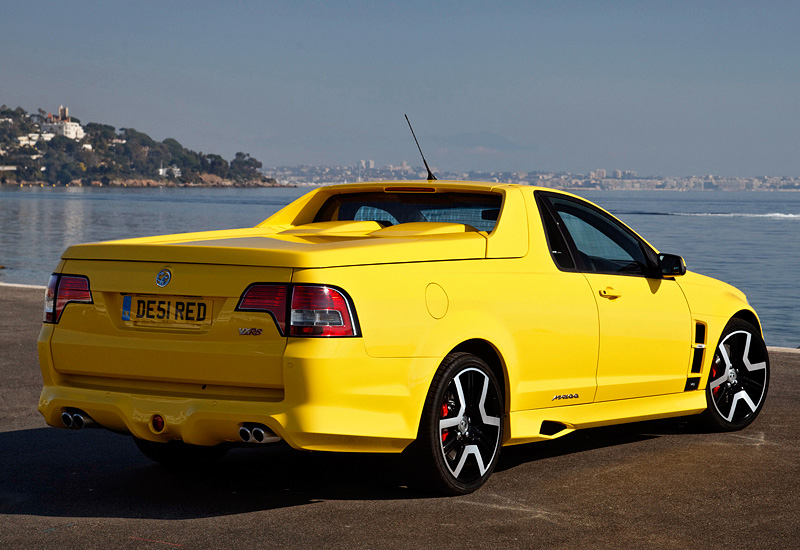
xmin=314 ymin=192 xmax=503 ymax=232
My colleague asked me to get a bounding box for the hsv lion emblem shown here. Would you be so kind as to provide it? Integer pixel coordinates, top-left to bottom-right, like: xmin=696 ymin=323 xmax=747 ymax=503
xmin=155 ymin=269 xmax=172 ymax=287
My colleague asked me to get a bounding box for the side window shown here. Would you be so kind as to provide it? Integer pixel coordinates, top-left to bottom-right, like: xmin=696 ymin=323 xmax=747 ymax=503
xmin=548 ymin=196 xmax=650 ymax=275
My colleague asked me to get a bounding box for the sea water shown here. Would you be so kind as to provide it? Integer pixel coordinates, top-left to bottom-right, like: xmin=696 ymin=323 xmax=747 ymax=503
xmin=1 ymin=186 xmax=798 ymax=347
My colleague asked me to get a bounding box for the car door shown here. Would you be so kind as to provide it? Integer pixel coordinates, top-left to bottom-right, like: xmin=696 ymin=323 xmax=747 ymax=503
xmin=539 ymin=193 xmax=692 ymax=402
xmin=512 ymin=196 xmax=599 ymax=411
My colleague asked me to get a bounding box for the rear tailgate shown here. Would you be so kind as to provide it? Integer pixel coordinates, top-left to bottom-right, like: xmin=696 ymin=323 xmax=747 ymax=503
xmin=48 ymin=259 xmax=291 ymax=392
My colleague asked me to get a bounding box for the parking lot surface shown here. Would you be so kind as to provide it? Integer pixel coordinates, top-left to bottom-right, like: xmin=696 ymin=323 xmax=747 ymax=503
xmin=1 ymin=284 xmax=797 ymax=549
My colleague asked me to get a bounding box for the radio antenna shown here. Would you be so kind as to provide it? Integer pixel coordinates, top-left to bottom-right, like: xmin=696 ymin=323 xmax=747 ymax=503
xmin=405 ymin=114 xmax=437 ymax=181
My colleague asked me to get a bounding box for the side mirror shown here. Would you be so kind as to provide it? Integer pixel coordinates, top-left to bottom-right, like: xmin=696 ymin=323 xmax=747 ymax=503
xmin=659 ymin=254 xmax=686 ymax=277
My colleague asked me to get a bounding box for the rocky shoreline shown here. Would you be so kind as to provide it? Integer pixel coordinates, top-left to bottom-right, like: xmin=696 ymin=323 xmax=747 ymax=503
xmin=2 ymin=176 xmax=295 ymax=188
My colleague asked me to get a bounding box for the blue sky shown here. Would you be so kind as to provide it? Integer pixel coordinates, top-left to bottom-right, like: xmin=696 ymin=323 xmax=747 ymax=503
xmin=2 ymin=1 xmax=799 ymax=176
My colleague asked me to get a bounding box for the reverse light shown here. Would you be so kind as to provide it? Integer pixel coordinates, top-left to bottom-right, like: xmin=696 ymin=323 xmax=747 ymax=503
xmin=290 ymin=285 xmax=356 ymax=337
xmin=44 ymin=274 xmax=93 ymax=323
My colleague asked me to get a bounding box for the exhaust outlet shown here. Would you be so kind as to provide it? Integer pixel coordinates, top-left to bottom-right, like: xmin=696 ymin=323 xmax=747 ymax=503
xmin=239 ymin=423 xmax=281 ymax=444
xmin=72 ymin=413 xmax=97 ymax=429
xmin=61 ymin=412 xmax=74 ymax=428
xmin=61 ymin=410 xmax=98 ymax=430
xmin=251 ymin=427 xmax=266 ymax=443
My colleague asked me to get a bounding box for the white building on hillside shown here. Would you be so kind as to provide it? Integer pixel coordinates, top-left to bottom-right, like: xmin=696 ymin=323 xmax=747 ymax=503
xmin=41 ymin=105 xmax=85 ymax=141
xmin=158 ymin=162 xmax=182 ymax=178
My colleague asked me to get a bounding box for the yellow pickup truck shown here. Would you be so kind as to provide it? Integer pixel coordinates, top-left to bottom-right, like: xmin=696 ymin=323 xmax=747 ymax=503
xmin=37 ymin=181 xmax=769 ymax=494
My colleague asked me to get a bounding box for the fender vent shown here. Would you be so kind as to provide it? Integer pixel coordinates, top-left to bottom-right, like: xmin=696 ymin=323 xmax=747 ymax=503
xmin=691 ymin=322 xmax=707 ymax=374
xmin=691 ymin=348 xmax=704 ymax=374
xmin=684 ymin=377 xmax=701 ymax=391
xmin=695 ymin=323 xmax=706 ymax=345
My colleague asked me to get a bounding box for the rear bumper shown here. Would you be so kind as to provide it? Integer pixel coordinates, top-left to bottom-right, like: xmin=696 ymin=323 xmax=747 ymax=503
xmin=38 ymin=335 xmax=438 ymax=453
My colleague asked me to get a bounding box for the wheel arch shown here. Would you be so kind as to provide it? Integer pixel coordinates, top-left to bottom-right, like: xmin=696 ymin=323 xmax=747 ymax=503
xmin=449 ymin=339 xmax=509 ymax=413
xmin=731 ymin=309 xmax=763 ymax=337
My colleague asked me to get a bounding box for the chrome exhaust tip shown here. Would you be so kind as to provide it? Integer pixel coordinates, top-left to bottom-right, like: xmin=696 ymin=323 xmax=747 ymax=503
xmin=251 ymin=427 xmax=266 ymax=443
xmin=239 ymin=423 xmax=281 ymax=444
xmin=61 ymin=410 xmax=97 ymax=430
xmin=61 ymin=412 xmax=74 ymax=428
xmin=73 ymin=413 xmax=91 ymax=429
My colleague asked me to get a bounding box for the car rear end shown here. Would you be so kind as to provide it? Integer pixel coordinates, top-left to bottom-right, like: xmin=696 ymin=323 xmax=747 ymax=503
xmin=37 ymin=245 xmax=442 ymax=453
xmin=37 ymin=181 xmax=517 ymax=455
xmin=38 ymin=255 xmax=429 ymax=453
xmin=39 ymin=255 xmax=294 ymax=440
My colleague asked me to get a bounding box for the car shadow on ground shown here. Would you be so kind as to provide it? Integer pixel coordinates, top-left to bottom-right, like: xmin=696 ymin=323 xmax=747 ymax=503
xmin=495 ymin=416 xmax=701 ymax=472
xmin=0 ymin=417 xmax=705 ymax=520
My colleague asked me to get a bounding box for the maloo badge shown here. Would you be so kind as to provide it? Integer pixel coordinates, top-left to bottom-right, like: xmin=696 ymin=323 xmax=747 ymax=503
xmin=156 ymin=269 xmax=172 ymax=287
xmin=552 ymin=393 xmax=579 ymax=401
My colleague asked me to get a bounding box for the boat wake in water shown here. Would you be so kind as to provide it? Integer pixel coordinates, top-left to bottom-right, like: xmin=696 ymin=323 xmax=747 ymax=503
xmin=617 ymin=210 xmax=800 ymax=219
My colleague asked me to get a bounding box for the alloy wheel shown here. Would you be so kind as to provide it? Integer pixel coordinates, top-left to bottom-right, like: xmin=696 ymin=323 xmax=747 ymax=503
xmin=708 ymin=329 xmax=768 ymax=425
xmin=437 ymin=366 xmax=502 ymax=484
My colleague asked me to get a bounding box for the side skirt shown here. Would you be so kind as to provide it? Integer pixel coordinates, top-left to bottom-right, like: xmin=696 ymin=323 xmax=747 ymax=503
xmin=505 ymin=391 xmax=707 ymax=446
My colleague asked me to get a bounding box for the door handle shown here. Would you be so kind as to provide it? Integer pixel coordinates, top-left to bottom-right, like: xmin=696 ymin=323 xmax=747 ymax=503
xmin=599 ymin=287 xmax=622 ymax=299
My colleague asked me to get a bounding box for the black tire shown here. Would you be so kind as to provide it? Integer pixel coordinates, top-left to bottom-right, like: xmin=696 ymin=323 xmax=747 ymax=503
xmin=410 ymin=352 xmax=504 ymax=495
xmin=702 ymin=319 xmax=769 ymax=431
xmin=133 ymin=437 xmax=228 ymax=466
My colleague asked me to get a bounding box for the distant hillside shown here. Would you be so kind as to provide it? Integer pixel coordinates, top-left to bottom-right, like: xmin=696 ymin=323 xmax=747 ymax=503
xmin=0 ymin=105 xmax=276 ymax=186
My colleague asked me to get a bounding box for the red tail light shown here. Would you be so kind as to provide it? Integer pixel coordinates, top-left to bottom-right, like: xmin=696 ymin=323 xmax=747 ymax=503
xmin=237 ymin=284 xmax=288 ymax=334
xmin=44 ymin=274 xmax=93 ymax=323
xmin=290 ymin=285 xmax=356 ymax=337
xmin=236 ymin=284 xmax=358 ymax=337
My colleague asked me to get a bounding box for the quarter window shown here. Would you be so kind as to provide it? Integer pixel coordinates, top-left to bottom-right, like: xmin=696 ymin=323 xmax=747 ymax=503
xmin=539 ymin=201 xmax=575 ymax=269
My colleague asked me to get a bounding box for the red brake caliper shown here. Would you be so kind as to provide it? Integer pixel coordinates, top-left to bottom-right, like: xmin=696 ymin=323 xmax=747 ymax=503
xmin=441 ymin=403 xmax=449 ymax=442
xmin=711 ymin=364 xmax=720 ymax=396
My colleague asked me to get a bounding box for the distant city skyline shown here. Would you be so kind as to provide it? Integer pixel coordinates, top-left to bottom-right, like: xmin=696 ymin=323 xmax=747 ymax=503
xmin=2 ymin=1 xmax=799 ymax=177
xmin=262 ymin=162 xmax=800 ymax=191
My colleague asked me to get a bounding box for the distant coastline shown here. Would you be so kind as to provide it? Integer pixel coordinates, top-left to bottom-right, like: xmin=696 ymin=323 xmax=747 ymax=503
xmin=0 ymin=104 xmax=273 ymax=188
xmin=5 ymin=176 xmax=800 ymax=191
xmin=3 ymin=178 xmax=296 ymax=188
xmin=262 ymin=164 xmax=800 ymax=191
xmin=5 ymin=105 xmax=800 ymax=191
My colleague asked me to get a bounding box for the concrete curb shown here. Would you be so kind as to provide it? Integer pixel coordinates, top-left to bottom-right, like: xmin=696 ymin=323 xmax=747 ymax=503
xmin=768 ymin=346 xmax=800 ymax=354
xmin=0 ymin=282 xmax=46 ymax=290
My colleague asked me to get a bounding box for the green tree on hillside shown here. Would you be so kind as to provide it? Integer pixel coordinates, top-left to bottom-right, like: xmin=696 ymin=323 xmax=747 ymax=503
xmin=202 ymin=154 xmax=229 ymax=177
xmin=1 ymin=105 xmax=268 ymax=185
xmin=229 ymin=152 xmax=262 ymax=181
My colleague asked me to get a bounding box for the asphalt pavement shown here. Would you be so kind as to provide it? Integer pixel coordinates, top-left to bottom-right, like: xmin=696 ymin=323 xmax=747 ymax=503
xmin=1 ymin=283 xmax=798 ymax=549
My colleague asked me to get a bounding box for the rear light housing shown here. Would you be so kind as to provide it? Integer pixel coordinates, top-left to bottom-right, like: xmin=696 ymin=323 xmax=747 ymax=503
xmin=44 ymin=274 xmax=93 ymax=323
xmin=237 ymin=284 xmax=288 ymax=334
xmin=236 ymin=284 xmax=359 ymax=337
xmin=289 ymin=285 xmax=356 ymax=337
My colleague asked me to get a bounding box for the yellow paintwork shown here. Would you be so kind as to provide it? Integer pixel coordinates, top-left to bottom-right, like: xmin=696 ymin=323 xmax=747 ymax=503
xmin=38 ymin=181 xmax=761 ymax=452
